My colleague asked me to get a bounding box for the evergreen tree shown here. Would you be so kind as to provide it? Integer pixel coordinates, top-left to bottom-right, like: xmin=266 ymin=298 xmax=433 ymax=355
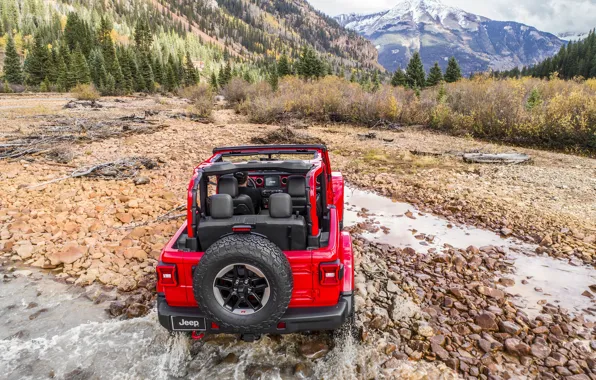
xmin=278 ymin=53 xmax=290 ymax=76
xmin=243 ymin=71 xmax=253 ymax=83
xmin=210 ymin=71 xmax=218 ymax=90
xmin=152 ymin=56 xmax=164 ymax=85
xmin=444 ymin=57 xmax=462 ymax=83
xmin=391 ymin=69 xmax=407 ymax=87
xmin=134 ymin=18 xmax=153 ymax=53
xmin=183 ymin=51 xmax=199 ymax=86
xmin=269 ymin=64 xmax=279 ymax=90
xmin=89 ymin=48 xmax=108 ymax=89
xmin=119 ymin=51 xmax=133 ymax=93
xmin=426 ymin=62 xmax=443 ymax=86
xmin=3 ymin=34 xmax=23 ymax=84
xmin=405 ymin=52 xmax=425 ymax=88
xmin=47 ymin=47 xmax=60 ymax=83
xmin=140 ymin=54 xmax=155 ymax=92
xmin=371 ymin=70 xmax=380 ymax=92
xmin=56 ymin=55 xmax=68 ymax=92
xmin=296 ymin=46 xmax=324 ymax=80
xmin=110 ymin=54 xmax=125 ymax=91
xmin=24 ymin=34 xmax=50 ymax=86
xmin=165 ymin=63 xmax=176 ymax=92
xmin=349 ymin=69 xmax=357 ymax=83
xmin=68 ymin=45 xmax=91 ymax=87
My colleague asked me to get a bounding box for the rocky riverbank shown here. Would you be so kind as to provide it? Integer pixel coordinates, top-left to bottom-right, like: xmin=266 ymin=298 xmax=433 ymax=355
xmin=352 ymin=235 xmax=596 ymax=379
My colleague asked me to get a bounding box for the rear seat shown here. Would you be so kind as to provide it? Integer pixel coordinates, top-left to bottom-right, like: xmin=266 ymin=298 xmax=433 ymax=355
xmin=253 ymin=194 xmax=307 ymax=251
xmin=197 ymin=193 xmax=307 ymax=251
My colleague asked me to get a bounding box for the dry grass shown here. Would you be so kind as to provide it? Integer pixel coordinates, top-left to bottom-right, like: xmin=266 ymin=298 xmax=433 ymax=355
xmin=234 ymin=76 xmax=596 ymax=154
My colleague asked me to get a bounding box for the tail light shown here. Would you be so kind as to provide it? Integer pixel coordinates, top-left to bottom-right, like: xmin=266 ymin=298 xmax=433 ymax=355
xmin=232 ymin=225 xmax=252 ymax=233
xmin=157 ymin=263 xmax=178 ymax=287
xmin=319 ymin=261 xmax=344 ymax=286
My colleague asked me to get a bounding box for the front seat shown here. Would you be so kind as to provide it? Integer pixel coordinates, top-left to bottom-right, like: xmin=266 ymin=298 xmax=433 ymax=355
xmin=287 ymin=176 xmax=307 ymax=215
xmin=217 ymin=176 xmax=254 ymax=215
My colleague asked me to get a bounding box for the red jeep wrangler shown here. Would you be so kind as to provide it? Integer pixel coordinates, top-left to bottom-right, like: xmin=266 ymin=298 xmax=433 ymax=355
xmin=156 ymin=145 xmax=354 ymax=340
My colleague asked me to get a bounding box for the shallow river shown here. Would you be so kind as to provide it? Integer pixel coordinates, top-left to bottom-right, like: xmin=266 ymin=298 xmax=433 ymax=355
xmin=1 ymin=185 xmax=594 ymax=379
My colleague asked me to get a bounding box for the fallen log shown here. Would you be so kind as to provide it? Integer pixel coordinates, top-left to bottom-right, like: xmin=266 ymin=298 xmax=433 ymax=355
xmin=463 ymin=153 xmax=531 ymax=164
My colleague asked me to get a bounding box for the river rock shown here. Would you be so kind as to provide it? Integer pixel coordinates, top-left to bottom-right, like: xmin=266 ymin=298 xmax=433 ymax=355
xmin=386 ymin=280 xmax=400 ymax=293
xmin=431 ymin=343 xmax=450 ymax=360
xmin=531 ymin=343 xmax=551 ymax=359
xmin=499 ymin=321 xmax=522 ymax=335
xmin=108 ymin=301 xmax=126 ymax=316
xmin=504 ymin=338 xmax=531 ymax=357
xmin=475 ymin=312 xmax=498 ymax=331
xmin=417 ymin=323 xmax=434 ymax=338
xmin=134 ymin=176 xmax=150 ymax=185
xmin=477 ymin=285 xmax=505 ymax=300
xmin=299 ymin=340 xmax=329 ymax=359
xmin=220 ymin=353 xmax=239 ymax=364
xmin=49 ymin=243 xmax=86 ymax=265
xmin=370 ymin=306 xmax=390 ymax=330
xmin=16 ymin=243 xmax=34 ymax=259
xmin=126 ymin=303 xmax=149 ymax=318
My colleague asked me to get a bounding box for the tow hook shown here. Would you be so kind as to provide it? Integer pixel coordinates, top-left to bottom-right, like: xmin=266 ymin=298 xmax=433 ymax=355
xmin=240 ymin=334 xmax=261 ymax=342
xmin=191 ymin=331 xmax=205 ymax=340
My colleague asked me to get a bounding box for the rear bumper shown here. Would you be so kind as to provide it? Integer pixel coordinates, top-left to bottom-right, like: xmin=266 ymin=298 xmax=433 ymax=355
xmin=157 ymin=293 xmax=352 ymax=334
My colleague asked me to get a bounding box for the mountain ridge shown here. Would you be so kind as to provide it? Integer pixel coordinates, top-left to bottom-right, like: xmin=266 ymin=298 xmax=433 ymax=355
xmin=335 ymin=0 xmax=564 ymax=75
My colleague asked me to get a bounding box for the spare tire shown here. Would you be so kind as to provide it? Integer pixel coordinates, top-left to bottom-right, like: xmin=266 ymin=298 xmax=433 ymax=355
xmin=193 ymin=234 xmax=293 ymax=332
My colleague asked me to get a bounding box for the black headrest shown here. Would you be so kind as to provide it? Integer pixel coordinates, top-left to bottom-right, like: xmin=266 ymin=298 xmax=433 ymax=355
xmin=269 ymin=193 xmax=292 ymax=218
xmin=210 ymin=194 xmax=234 ymax=219
xmin=287 ymin=176 xmax=306 ymax=197
xmin=218 ymin=176 xmax=238 ymax=198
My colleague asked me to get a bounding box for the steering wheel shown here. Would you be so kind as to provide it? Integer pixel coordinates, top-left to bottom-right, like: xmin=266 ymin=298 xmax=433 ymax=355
xmin=247 ymin=177 xmax=257 ymax=188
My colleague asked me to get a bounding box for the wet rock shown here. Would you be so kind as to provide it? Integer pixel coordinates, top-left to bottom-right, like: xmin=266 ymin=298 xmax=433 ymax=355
xmin=108 ymin=301 xmax=126 ymax=317
xmin=28 ymin=308 xmax=48 ymax=320
xmin=504 ymin=338 xmax=531 ymax=357
xmin=63 ymin=367 xmax=93 ymax=380
xmin=498 ymin=277 xmax=515 ymax=287
xmin=125 ymin=303 xmax=149 ymax=318
xmin=299 ymin=340 xmax=329 ymax=360
xmin=220 ymin=353 xmax=239 ymax=364
xmin=293 ymin=362 xmax=314 ymax=378
xmin=475 ymin=312 xmax=498 ymax=331
xmin=245 ymin=364 xmax=277 ymax=378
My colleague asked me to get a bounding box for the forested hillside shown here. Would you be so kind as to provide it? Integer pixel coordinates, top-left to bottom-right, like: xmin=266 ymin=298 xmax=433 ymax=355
xmin=160 ymin=0 xmax=380 ymax=69
xmin=0 ymin=0 xmax=380 ymax=95
xmin=497 ymin=30 xmax=596 ymax=79
xmin=0 ymin=0 xmax=257 ymax=94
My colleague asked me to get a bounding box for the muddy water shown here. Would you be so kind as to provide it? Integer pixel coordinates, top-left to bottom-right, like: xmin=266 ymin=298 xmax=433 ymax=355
xmin=344 ymin=186 xmax=596 ymax=320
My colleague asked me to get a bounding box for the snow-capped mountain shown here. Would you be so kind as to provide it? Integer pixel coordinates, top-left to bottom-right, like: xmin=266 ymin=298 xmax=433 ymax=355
xmin=558 ymin=31 xmax=589 ymax=41
xmin=335 ymin=0 xmax=564 ymax=75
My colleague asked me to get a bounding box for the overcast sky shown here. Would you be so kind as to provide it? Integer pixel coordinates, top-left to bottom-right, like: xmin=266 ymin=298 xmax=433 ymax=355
xmin=308 ymin=0 xmax=595 ymax=35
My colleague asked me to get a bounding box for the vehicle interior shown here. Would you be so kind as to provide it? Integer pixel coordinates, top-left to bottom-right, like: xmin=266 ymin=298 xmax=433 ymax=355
xmin=184 ymin=150 xmax=332 ymax=252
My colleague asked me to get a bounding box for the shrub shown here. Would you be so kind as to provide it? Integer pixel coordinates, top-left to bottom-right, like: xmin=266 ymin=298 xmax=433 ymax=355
xmin=71 ymin=83 xmax=100 ymax=101
xmin=240 ymin=76 xmax=596 ymax=154
xmin=180 ymin=84 xmax=213 ymax=118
